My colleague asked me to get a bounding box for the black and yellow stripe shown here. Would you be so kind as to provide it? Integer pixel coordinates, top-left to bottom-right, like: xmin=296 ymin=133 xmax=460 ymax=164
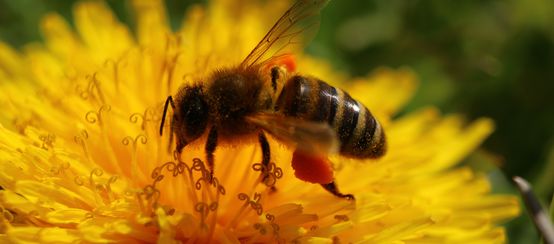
xmin=276 ymin=75 xmax=386 ymax=159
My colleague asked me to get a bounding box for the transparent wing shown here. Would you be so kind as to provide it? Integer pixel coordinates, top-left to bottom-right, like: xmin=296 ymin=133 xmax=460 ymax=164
xmin=247 ymin=113 xmax=339 ymax=155
xmin=240 ymin=0 xmax=330 ymax=68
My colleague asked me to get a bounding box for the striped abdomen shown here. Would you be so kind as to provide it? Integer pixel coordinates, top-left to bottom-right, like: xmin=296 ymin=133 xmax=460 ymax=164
xmin=276 ymin=75 xmax=386 ymax=158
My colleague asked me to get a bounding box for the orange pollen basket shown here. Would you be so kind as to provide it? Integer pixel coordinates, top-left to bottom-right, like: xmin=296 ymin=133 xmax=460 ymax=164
xmin=264 ymin=53 xmax=297 ymax=73
xmin=291 ymin=150 xmax=334 ymax=184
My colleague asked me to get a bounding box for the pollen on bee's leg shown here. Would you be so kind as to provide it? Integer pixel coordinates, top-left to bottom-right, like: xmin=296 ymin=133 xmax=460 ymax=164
xmin=264 ymin=53 xmax=297 ymax=73
xmin=280 ymin=54 xmax=296 ymax=73
xmin=291 ymin=150 xmax=334 ymax=184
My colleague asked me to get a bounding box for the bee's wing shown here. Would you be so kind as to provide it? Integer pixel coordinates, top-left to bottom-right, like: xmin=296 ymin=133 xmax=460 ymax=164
xmin=247 ymin=113 xmax=339 ymax=155
xmin=240 ymin=0 xmax=330 ymax=68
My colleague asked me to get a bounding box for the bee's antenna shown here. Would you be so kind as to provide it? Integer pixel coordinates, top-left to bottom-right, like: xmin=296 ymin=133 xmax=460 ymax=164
xmin=513 ymin=176 xmax=554 ymax=244
xmin=160 ymin=96 xmax=175 ymax=136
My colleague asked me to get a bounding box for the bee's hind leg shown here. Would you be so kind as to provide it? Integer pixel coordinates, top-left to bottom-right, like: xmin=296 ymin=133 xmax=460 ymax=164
xmin=321 ymin=181 xmax=355 ymax=200
xmin=259 ymin=132 xmax=276 ymax=191
xmin=205 ymin=126 xmax=218 ymax=180
xmin=270 ymin=67 xmax=280 ymax=92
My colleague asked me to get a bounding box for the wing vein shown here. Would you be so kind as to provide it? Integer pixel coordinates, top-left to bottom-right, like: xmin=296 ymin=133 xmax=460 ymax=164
xmin=240 ymin=0 xmax=329 ymax=68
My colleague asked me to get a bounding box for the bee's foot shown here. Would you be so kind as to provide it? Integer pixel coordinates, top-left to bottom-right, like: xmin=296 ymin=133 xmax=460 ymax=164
xmin=321 ymin=181 xmax=355 ymax=200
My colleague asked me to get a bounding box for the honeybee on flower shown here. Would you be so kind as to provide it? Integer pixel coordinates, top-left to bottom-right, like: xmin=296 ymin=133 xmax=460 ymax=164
xmin=0 ymin=0 xmax=519 ymax=243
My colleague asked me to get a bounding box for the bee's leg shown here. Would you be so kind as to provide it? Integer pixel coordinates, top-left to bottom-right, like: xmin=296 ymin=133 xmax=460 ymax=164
xmin=321 ymin=181 xmax=355 ymax=200
xmin=170 ymin=113 xmax=190 ymax=156
xmin=175 ymin=133 xmax=187 ymax=154
xmin=205 ymin=126 xmax=218 ymax=179
xmin=270 ymin=67 xmax=280 ymax=92
xmin=258 ymin=132 xmax=274 ymax=188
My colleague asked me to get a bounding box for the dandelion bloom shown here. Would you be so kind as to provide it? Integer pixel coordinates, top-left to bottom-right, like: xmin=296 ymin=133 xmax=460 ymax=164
xmin=0 ymin=0 xmax=519 ymax=243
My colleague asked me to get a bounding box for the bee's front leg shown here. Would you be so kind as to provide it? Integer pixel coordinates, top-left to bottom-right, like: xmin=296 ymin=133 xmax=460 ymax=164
xmin=205 ymin=126 xmax=218 ymax=180
xmin=258 ymin=132 xmax=273 ymax=188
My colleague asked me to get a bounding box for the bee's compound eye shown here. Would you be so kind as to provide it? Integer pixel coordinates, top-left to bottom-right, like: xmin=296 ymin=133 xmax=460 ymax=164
xmin=180 ymin=86 xmax=209 ymax=140
xmin=291 ymin=150 xmax=334 ymax=184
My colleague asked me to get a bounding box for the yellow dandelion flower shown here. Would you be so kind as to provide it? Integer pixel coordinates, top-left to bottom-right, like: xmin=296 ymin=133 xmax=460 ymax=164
xmin=0 ymin=0 xmax=519 ymax=243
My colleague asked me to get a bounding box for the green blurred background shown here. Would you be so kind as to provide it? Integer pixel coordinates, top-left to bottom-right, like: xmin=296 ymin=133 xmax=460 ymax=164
xmin=1 ymin=0 xmax=553 ymax=242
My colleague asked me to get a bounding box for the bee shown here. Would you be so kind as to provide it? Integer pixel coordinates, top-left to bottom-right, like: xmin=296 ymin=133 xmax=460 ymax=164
xmin=160 ymin=0 xmax=386 ymax=199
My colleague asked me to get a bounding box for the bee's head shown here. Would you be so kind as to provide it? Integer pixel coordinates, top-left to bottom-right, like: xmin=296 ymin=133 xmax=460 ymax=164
xmin=173 ymin=85 xmax=210 ymax=141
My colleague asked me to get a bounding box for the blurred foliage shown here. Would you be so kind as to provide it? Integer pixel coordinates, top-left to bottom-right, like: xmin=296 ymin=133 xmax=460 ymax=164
xmin=1 ymin=0 xmax=553 ymax=242
xmin=551 ymin=194 xmax=554 ymax=225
